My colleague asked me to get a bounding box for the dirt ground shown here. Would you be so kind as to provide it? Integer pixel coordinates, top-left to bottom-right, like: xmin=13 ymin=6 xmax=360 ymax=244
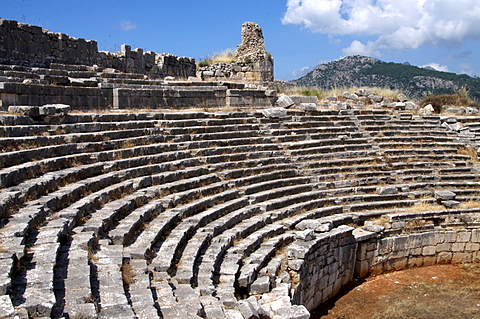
xmin=310 ymin=263 xmax=480 ymax=319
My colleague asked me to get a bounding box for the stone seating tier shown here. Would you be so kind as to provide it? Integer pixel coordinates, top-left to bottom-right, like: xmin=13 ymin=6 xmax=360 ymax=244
xmin=0 ymin=109 xmax=479 ymax=319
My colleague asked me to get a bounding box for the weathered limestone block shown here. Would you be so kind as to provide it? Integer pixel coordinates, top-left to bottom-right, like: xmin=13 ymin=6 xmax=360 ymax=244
xmin=397 ymin=93 xmax=408 ymax=102
xmin=249 ymin=276 xmax=271 ymax=294
xmin=300 ymin=103 xmax=317 ymax=111
xmin=0 ymin=295 xmax=15 ymax=319
xmin=434 ymin=190 xmax=456 ymax=201
xmin=343 ymin=92 xmax=358 ymax=101
xmin=276 ymin=93 xmax=295 ymax=108
xmin=376 ymin=185 xmax=399 ymax=195
xmin=64 ymin=303 xmax=97 ymax=319
xmin=262 ymin=107 xmax=287 ymax=118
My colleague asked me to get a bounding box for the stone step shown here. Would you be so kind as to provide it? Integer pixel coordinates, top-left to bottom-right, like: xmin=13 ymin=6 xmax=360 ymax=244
xmin=289 ymin=142 xmax=373 ymax=156
xmin=174 ymin=206 xmax=262 ymax=286
xmin=95 ymin=243 xmax=136 ymax=318
xmin=249 ymin=183 xmax=314 ymax=205
xmin=0 ymin=162 xmax=104 ymax=213
xmin=0 ymin=127 xmax=167 ymax=153
xmin=126 ymin=259 xmax=159 ymax=319
xmin=151 ymin=273 xmax=191 ymax=318
xmin=0 ymin=172 xmax=122 ymax=241
xmin=283 ymin=137 xmax=370 ymax=150
xmin=238 ymin=234 xmax=295 ymax=289
xmin=269 ymin=126 xmax=359 ymax=137
xmin=293 ymin=149 xmax=380 ymax=163
xmin=150 ymin=197 xmax=248 ymax=273
xmin=125 ymin=189 xmax=240 ymax=260
xmin=63 ymin=232 xmax=97 ymax=318
xmin=203 ymin=149 xmax=287 ymax=165
xmin=275 ymin=132 xmax=366 ymax=143
xmin=373 ymin=135 xmax=460 ymax=144
xmin=0 ymin=120 xmax=158 ymax=138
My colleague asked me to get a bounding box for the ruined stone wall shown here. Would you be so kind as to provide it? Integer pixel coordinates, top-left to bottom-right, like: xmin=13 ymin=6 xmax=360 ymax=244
xmin=0 ymin=19 xmax=195 ymax=78
xmin=196 ymin=22 xmax=274 ymax=85
xmin=197 ymin=59 xmax=274 ymax=85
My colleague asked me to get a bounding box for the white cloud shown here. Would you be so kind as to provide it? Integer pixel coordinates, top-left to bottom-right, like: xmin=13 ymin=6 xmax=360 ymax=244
xmin=421 ymin=62 xmax=449 ymax=72
xmin=291 ymin=66 xmax=313 ymax=78
xmin=119 ymin=20 xmax=137 ymax=31
xmin=282 ymin=0 xmax=480 ymax=56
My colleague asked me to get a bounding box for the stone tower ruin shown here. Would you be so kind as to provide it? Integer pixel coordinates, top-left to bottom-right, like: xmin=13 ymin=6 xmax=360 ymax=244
xmin=235 ymin=22 xmax=268 ymax=62
xmin=197 ymin=21 xmax=274 ymax=85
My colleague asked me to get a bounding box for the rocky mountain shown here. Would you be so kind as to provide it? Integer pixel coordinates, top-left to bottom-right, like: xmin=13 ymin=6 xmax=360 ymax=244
xmin=292 ymin=55 xmax=480 ymax=100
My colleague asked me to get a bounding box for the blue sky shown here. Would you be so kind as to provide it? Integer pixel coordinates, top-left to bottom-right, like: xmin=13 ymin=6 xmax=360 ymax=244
xmin=3 ymin=0 xmax=480 ymax=81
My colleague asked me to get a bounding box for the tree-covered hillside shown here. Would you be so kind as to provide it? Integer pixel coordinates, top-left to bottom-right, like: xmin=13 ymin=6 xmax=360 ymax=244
xmin=292 ymin=55 xmax=480 ymax=100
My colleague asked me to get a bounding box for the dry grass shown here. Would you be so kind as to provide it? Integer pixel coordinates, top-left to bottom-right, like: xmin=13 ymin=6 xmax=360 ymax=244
xmin=122 ymin=140 xmax=136 ymax=149
xmin=367 ymin=217 xmax=390 ymax=227
xmin=121 ymin=262 xmax=136 ymax=286
xmin=461 ymin=199 xmax=480 ymax=209
xmin=404 ymin=218 xmax=433 ymax=231
xmin=457 ymin=146 xmax=478 ymax=163
xmin=372 ymin=264 xmax=480 ymax=319
xmin=419 ymin=89 xmax=472 ymax=113
xmin=404 ymin=200 xmax=444 ymax=213
xmin=277 ymin=85 xmax=402 ymax=101
xmin=198 ymin=48 xmax=236 ymax=67
xmin=81 ymin=243 xmax=98 ymax=263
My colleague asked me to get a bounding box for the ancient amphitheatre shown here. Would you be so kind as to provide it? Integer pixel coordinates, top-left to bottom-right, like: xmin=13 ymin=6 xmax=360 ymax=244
xmin=0 ymin=19 xmax=480 ymax=319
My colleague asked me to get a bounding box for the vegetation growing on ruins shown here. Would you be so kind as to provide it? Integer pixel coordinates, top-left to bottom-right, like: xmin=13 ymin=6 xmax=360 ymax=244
xmin=419 ymin=88 xmax=480 ymax=112
xmin=197 ymin=48 xmax=237 ymax=67
xmin=276 ymin=84 xmax=402 ymax=102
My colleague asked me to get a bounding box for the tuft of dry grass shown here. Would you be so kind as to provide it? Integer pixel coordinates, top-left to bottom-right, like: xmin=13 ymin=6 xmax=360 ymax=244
xmin=276 ymin=85 xmax=402 ymax=102
xmin=121 ymin=262 xmax=136 ymax=286
xmin=367 ymin=217 xmax=390 ymax=227
xmin=198 ymin=48 xmax=236 ymax=67
xmin=404 ymin=200 xmax=444 ymax=213
xmin=457 ymin=146 xmax=478 ymax=163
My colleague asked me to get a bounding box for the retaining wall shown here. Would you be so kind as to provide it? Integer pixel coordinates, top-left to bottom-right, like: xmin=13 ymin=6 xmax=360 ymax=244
xmin=289 ymin=224 xmax=480 ymax=312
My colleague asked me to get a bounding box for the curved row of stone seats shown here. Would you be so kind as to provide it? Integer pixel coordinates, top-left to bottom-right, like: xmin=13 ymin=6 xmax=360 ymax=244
xmin=0 ymin=112 xmax=304 ymax=318
xmin=93 ymin=165 xmax=314 ymax=318
xmin=15 ymin=167 xmax=246 ymax=316
xmin=1 ymin=108 xmax=479 ymax=319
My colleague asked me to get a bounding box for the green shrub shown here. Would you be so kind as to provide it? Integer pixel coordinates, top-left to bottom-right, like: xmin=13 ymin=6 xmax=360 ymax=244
xmin=198 ymin=61 xmax=210 ymax=68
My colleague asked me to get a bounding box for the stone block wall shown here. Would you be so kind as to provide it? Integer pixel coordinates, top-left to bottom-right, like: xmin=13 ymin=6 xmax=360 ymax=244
xmin=0 ymin=82 xmax=112 ymax=109
xmin=112 ymin=85 xmax=228 ymax=109
xmin=0 ymin=19 xmax=98 ymax=67
xmin=357 ymin=229 xmax=480 ymax=277
xmin=197 ymin=59 xmax=274 ymax=85
xmin=0 ymin=19 xmax=195 ymax=78
xmin=288 ymin=226 xmax=357 ymax=311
